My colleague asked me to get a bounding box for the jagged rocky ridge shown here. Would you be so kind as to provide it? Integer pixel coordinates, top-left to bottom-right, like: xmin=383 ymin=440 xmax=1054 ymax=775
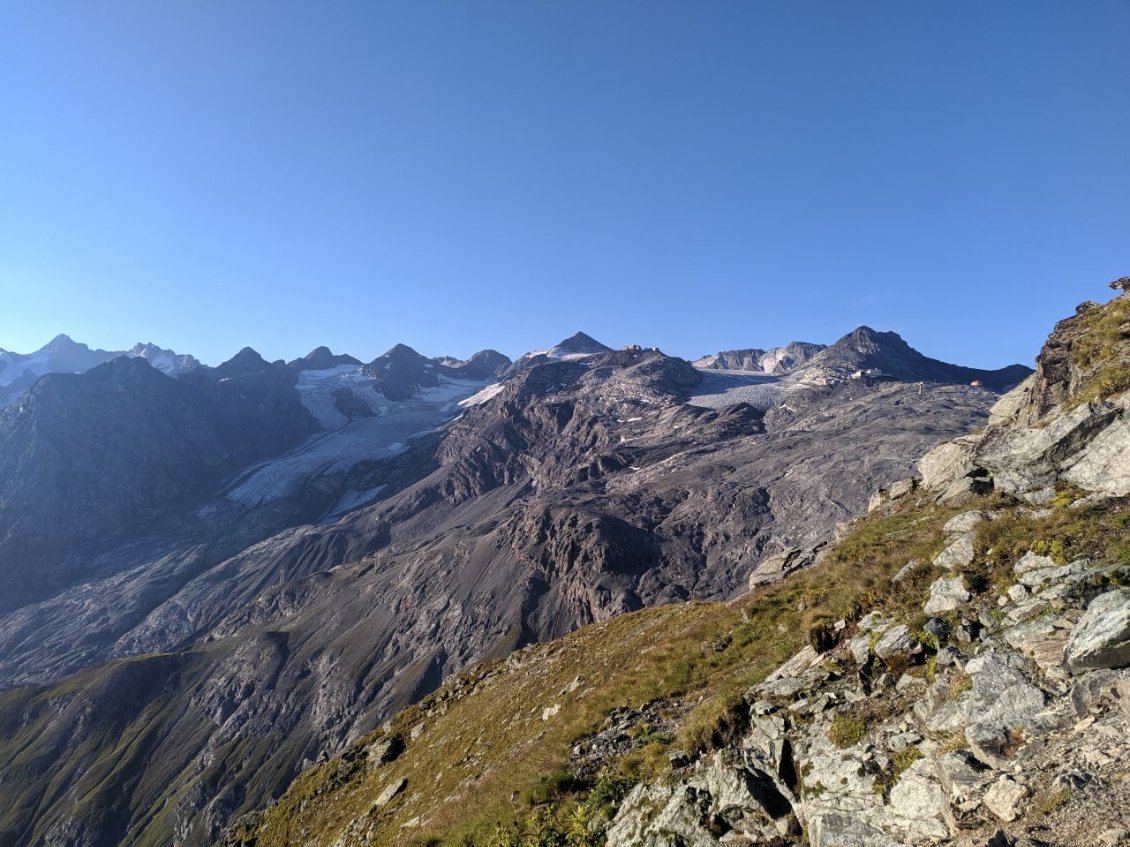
xmin=220 ymin=284 xmax=1130 ymax=847
xmin=694 ymin=341 xmax=827 ymax=374
xmin=0 ymin=326 xmax=1029 ymax=847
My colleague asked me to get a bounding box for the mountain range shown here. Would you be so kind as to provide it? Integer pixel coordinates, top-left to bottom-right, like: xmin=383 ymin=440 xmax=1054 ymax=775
xmin=222 ymin=282 xmax=1130 ymax=847
xmin=0 ymin=320 xmax=1035 ymax=846
xmin=0 ymin=335 xmax=201 ymax=407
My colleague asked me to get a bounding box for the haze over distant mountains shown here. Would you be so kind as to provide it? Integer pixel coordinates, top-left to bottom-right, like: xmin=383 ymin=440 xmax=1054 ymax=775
xmin=0 ymin=334 xmax=200 ymax=407
xmin=0 ymin=320 xmax=1032 ymax=846
xmin=0 ymin=325 xmax=1026 ymax=409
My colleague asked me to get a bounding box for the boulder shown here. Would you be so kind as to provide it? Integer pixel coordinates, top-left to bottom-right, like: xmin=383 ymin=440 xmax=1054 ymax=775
xmin=1064 ymin=589 xmax=1130 ymax=673
xmin=975 ymin=399 xmax=1122 ymax=502
xmin=372 ymin=777 xmax=406 ymax=809
xmin=874 ymin=625 xmax=921 ymax=662
xmin=765 ymin=645 xmax=821 ymax=682
xmin=1069 ymin=668 xmax=1130 ymax=722
xmin=1061 ymin=395 xmax=1130 ymax=497
xmin=365 ymin=736 xmax=404 ymax=770
xmin=982 ymin=775 xmax=1028 ymax=822
xmin=1013 ymin=551 xmax=1056 ymax=576
xmin=749 ymin=545 xmax=826 ymax=589
xmin=944 ymin=510 xmax=989 ymax=535
xmin=869 ymin=489 xmax=888 ymax=513
xmin=1002 ymin=618 xmax=1072 ymax=674
xmin=934 ymin=750 xmax=992 ymax=831
xmin=934 ymin=534 xmax=975 ymax=570
xmin=808 ymin=812 xmax=907 ymax=847
xmin=918 ymin=435 xmax=985 ymax=502
xmin=889 ymin=478 xmax=917 ymax=500
xmin=962 ymin=651 xmax=1046 ymax=769
xmin=605 ymin=750 xmax=798 ymax=847
xmin=925 ymin=576 xmax=971 ymax=615
xmin=885 ymin=758 xmax=949 ymax=842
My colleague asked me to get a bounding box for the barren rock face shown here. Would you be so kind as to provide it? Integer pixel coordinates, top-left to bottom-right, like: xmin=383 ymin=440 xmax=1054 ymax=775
xmin=1065 ymin=589 xmax=1130 ymax=673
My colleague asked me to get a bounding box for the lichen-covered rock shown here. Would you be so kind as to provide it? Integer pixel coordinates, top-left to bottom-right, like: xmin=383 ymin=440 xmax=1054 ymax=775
xmin=925 ymin=576 xmax=971 ymax=615
xmin=884 ymin=758 xmax=949 ymax=842
xmin=976 ymin=399 xmax=1122 ymax=503
xmin=918 ymin=435 xmax=985 ymax=503
xmin=934 ymin=533 xmax=976 ymax=569
xmin=1002 ymin=618 xmax=1072 ymax=674
xmin=808 ymin=812 xmax=907 ymax=847
xmin=1061 ymin=394 xmax=1130 ymax=496
xmin=1065 ymin=589 xmax=1130 ymax=673
xmin=962 ymin=651 xmax=1046 ymax=769
xmin=944 ymin=510 xmax=990 ymax=535
xmin=874 ymin=625 xmax=921 ymax=662
xmin=371 ymin=777 xmax=405 ymax=809
xmin=604 ymin=749 xmax=798 ymax=847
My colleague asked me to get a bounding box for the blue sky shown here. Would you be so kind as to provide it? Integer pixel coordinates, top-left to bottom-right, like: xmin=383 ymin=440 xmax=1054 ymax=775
xmin=1 ymin=3 xmax=1128 ymax=367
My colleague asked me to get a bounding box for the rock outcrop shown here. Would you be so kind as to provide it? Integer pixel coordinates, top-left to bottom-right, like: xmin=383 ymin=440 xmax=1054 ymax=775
xmin=919 ymin=289 xmax=1130 ymax=506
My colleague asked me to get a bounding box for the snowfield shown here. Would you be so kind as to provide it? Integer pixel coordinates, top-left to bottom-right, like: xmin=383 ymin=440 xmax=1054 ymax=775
xmin=687 ymin=368 xmax=785 ymax=410
xmin=458 ymin=382 xmax=506 ymax=407
xmin=293 ymin=365 xmax=385 ymax=430
xmin=224 ymin=369 xmax=489 ymax=509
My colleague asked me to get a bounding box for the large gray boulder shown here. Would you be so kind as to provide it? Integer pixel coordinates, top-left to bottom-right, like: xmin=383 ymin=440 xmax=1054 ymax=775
xmin=917 ymin=435 xmax=985 ymax=503
xmin=975 ymin=398 xmax=1123 ymax=503
xmin=808 ymin=813 xmax=908 ymax=847
xmin=962 ymin=651 xmax=1046 ymax=769
xmin=1064 ymin=589 xmax=1130 ymax=673
xmin=924 ymin=576 xmax=970 ymax=615
xmin=933 ymin=534 xmax=976 ymax=569
xmin=1061 ymin=394 xmax=1130 ymax=496
xmin=605 ymin=749 xmax=797 ymax=847
xmin=874 ymin=625 xmax=921 ymax=662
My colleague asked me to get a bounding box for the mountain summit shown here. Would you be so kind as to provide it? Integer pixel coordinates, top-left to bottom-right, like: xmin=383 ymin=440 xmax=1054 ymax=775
xmin=0 ymin=336 xmax=198 ymax=407
xmin=793 ymin=326 xmax=1031 ymax=390
xmin=550 ymin=331 xmax=613 ymax=356
xmin=288 ymin=346 xmax=363 ymax=371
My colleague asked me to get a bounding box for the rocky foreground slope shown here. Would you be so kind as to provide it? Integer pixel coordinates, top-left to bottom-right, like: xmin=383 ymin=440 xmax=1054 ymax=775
xmin=0 ymin=325 xmax=1028 ymax=847
xmin=222 ymin=283 xmax=1130 ymax=847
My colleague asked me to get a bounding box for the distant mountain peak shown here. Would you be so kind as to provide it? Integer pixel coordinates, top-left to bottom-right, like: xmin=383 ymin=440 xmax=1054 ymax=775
xmin=449 ymin=348 xmax=512 ymax=379
xmin=694 ymin=341 xmax=826 ymax=375
xmin=552 ymin=332 xmax=612 ymax=355
xmin=43 ymin=333 xmax=92 ymax=354
xmin=288 ymin=346 xmax=362 ymax=371
xmin=215 ymin=347 xmax=269 ymax=378
xmin=380 ymin=343 xmax=426 ymax=361
xmin=798 ymin=326 xmax=1030 ymax=390
xmin=835 ymin=326 xmax=911 ymax=352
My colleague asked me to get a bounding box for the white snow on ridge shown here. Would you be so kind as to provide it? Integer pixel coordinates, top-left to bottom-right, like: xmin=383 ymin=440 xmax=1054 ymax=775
xmin=459 ymin=382 xmax=505 ymax=407
xmin=0 ymin=349 xmax=52 ymax=387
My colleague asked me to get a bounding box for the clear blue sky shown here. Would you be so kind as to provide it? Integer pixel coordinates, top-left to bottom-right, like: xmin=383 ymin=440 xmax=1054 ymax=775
xmin=1 ymin=3 xmax=1128 ymax=367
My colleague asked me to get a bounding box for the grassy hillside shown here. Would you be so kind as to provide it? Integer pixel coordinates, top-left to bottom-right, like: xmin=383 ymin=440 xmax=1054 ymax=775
xmin=224 ymin=490 xmax=972 ymax=847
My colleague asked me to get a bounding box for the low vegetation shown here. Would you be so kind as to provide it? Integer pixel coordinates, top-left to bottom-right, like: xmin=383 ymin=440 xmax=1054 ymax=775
xmin=1065 ymin=291 xmax=1130 ymax=408
xmin=231 ymin=492 xmax=968 ymax=847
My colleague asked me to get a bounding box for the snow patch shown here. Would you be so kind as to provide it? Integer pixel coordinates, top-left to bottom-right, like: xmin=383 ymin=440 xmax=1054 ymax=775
xmin=459 ymin=382 xmax=506 ymax=407
xmin=225 ymin=375 xmax=489 ymax=507
xmin=687 ymin=368 xmax=785 ymax=411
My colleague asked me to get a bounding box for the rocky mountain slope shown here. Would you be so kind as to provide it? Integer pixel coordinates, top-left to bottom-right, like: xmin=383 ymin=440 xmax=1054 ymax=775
xmin=0 ymin=324 xmax=1030 ymax=846
xmin=219 ymin=281 xmax=1130 ymax=847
